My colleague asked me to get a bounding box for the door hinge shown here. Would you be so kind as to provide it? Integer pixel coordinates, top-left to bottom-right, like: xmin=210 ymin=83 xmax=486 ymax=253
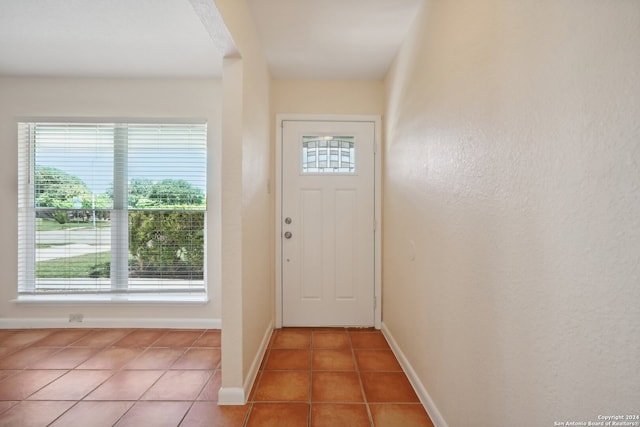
xmin=373 ymin=218 xmax=377 ymax=232
xmin=374 ymin=296 xmax=377 ymax=310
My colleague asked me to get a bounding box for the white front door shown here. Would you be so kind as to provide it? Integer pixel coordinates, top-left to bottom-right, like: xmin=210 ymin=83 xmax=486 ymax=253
xmin=281 ymin=120 xmax=376 ymax=326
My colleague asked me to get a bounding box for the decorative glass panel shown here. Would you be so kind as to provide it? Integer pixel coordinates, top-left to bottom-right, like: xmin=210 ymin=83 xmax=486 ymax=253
xmin=302 ymin=136 xmax=355 ymax=173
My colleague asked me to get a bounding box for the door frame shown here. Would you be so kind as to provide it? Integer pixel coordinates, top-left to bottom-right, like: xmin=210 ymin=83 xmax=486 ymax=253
xmin=275 ymin=114 xmax=382 ymax=329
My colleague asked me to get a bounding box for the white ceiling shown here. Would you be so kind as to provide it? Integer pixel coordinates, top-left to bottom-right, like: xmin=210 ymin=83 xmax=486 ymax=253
xmin=0 ymin=0 xmax=233 ymax=78
xmin=247 ymin=0 xmax=422 ymax=79
xmin=0 ymin=0 xmax=421 ymax=80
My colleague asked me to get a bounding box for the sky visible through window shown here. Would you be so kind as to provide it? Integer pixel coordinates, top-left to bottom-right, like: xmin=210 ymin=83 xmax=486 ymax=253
xmin=35 ymin=134 xmax=206 ymax=196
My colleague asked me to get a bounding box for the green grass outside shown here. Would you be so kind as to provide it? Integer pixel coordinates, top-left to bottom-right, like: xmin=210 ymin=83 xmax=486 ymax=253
xmin=36 ymin=252 xmax=111 ymax=279
xmin=36 ymin=243 xmax=69 ymax=249
xmin=36 ymin=218 xmax=111 ymax=232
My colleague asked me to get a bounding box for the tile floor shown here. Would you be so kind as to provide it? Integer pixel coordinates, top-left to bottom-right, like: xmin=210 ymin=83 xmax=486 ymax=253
xmin=0 ymin=327 xmax=434 ymax=426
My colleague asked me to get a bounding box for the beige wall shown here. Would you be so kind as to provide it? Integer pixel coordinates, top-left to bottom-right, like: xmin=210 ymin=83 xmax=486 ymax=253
xmin=215 ymin=0 xmax=273 ymax=402
xmin=0 ymin=76 xmax=223 ymax=325
xmin=272 ymin=80 xmax=384 ymax=116
xmin=383 ymin=1 xmax=640 ymax=426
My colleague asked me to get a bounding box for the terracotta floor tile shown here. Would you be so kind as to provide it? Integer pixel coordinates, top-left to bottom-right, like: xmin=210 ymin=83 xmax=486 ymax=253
xmin=254 ymin=371 xmax=309 ymax=402
xmin=248 ymin=371 xmax=262 ymax=401
xmin=0 ymin=346 xmax=59 ymax=369
xmin=361 ymin=372 xmax=419 ymax=403
xmin=271 ymin=329 xmax=311 ymax=349
xmin=0 ymin=370 xmax=66 ymax=400
xmin=311 ymin=403 xmax=371 ymax=427
xmin=267 ymin=331 xmax=278 ymax=347
xmin=114 ymin=401 xmax=191 ymax=427
xmin=76 ymin=347 xmax=143 ymax=370
xmin=49 ymin=401 xmax=134 ymax=427
xmin=29 ymin=347 xmax=98 ymax=369
xmin=369 ymin=404 xmax=434 ymax=427
xmin=181 ymin=402 xmax=250 ymax=427
xmin=312 ymin=331 xmax=350 ymax=349
xmin=32 ymin=329 xmax=90 ymax=346
xmin=246 ymin=403 xmax=309 ymax=427
xmin=197 ymin=370 xmax=221 ymax=401
xmin=28 ymin=370 xmax=113 ymax=400
xmin=0 ymin=370 xmax=19 ymax=382
xmin=349 ymin=332 xmax=390 ymax=349
xmin=0 ymin=348 xmax=14 ymax=358
xmin=142 ymin=370 xmax=211 ymax=400
xmin=0 ymin=330 xmax=53 ymax=347
xmin=71 ymin=329 xmax=132 ymax=347
xmin=112 ymin=329 xmax=167 ymax=347
xmin=152 ymin=330 xmax=202 ymax=347
xmin=0 ymin=331 xmax=15 ymax=342
xmin=193 ymin=330 xmax=221 ymax=347
xmin=0 ymin=401 xmax=75 ymax=427
xmin=124 ymin=347 xmax=184 ymax=369
xmin=259 ymin=350 xmax=269 ymax=370
xmin=265 ymin=349 xmax=310 ymax=371
xmin=312 ymin=349 xmax=355 ymax=371
xmin=311 ymin=372 xmax=364 ymax=403
xmin=0 ymin=400 xmax=18 ymax=414
xmin=172 ymin=348 xmax=221 ymax=370
xmin=0 ymin=327 xmax=428 ymax=427
xmin=355 ymin=349 xmax=402 ymax=372
xmin=85 ymin=370 xmax=163 ymax=400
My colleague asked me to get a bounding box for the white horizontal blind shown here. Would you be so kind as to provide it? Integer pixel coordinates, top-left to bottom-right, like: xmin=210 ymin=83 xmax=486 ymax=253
xmin=17 ymin=122 xmax=207 ymax=296
xmin=126 ymin=125 xmax=206 ymax=291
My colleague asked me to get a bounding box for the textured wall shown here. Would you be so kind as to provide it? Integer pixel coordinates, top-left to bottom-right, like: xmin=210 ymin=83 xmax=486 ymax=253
xmin=383 ymin=1 xmax=640 ymax=425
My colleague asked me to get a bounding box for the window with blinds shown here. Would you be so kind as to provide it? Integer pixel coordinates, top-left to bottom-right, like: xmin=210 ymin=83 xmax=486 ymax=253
xmin=17 ymin=122 xmax=207 ymax=297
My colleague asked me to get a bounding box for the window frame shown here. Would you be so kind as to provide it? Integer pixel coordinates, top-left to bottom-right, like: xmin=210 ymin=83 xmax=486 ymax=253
xmin=17 ymin=119 xmax=208 ymax=302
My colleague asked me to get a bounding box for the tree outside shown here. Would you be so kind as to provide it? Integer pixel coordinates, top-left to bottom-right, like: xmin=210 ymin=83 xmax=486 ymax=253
xmin=35 ymin=166 xmax=93 ymax=209
xmin=35 ymin=165 xmax=205 ymax=280
xmin=129 ymin=210 xmax=204 ymax=279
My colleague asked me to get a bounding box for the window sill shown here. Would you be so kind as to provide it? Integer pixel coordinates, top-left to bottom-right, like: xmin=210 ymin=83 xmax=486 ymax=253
xmin=12 ymin=294 xmax=209 ymax=305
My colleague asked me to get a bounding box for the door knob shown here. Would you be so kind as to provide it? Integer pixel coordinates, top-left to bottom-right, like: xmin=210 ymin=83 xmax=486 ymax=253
xmin=284 ymin=231 xmax=292 ymax=239
xmin=285 ymin=217 xmax=292 ymax=224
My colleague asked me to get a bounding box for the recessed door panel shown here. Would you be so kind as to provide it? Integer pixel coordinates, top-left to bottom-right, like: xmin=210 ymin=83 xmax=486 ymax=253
xmin=335 ymin=189 xmax=356 ymax=300
xmin=301 ymin=189 xmax=323 ymax=300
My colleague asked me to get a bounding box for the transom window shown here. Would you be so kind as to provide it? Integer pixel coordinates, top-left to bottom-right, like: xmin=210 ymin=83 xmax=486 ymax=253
xmin=301 ymin=135 xmax=355 ymax=174
xmin=17 ymin=121 xmax=207 ymax=298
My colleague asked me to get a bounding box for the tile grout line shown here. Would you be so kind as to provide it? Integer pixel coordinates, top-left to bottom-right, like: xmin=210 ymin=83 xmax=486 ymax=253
xmin=47 ymin=329 xmax=162 ymax=427
xmin=308 ymin=330 xmax=312 ymax=427
xmin=243 ymin=329 xmax=275 ymax=427
xmin=113 ymin=329 xmax=219 ymax=426
xmin=38 ymin=329 xmax=133 ymax=426
xmin=175 ymin=366 xmax=217 ymax=427
xmin=349 ymin=330 xmax=376 ymax=427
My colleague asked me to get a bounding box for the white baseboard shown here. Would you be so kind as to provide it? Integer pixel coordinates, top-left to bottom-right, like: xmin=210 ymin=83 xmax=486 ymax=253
xmin=217 ymin=387 xmax=245 ymax=405
xmin=218 ymin=320 xmax=274 ymax=405
xmin=381 ymin=322 xmax=449 ymax=427
xmin=0 ymin=317 xmax=221 ymax=329
xmin=243 ymin=320 xmax=273 ymax=400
